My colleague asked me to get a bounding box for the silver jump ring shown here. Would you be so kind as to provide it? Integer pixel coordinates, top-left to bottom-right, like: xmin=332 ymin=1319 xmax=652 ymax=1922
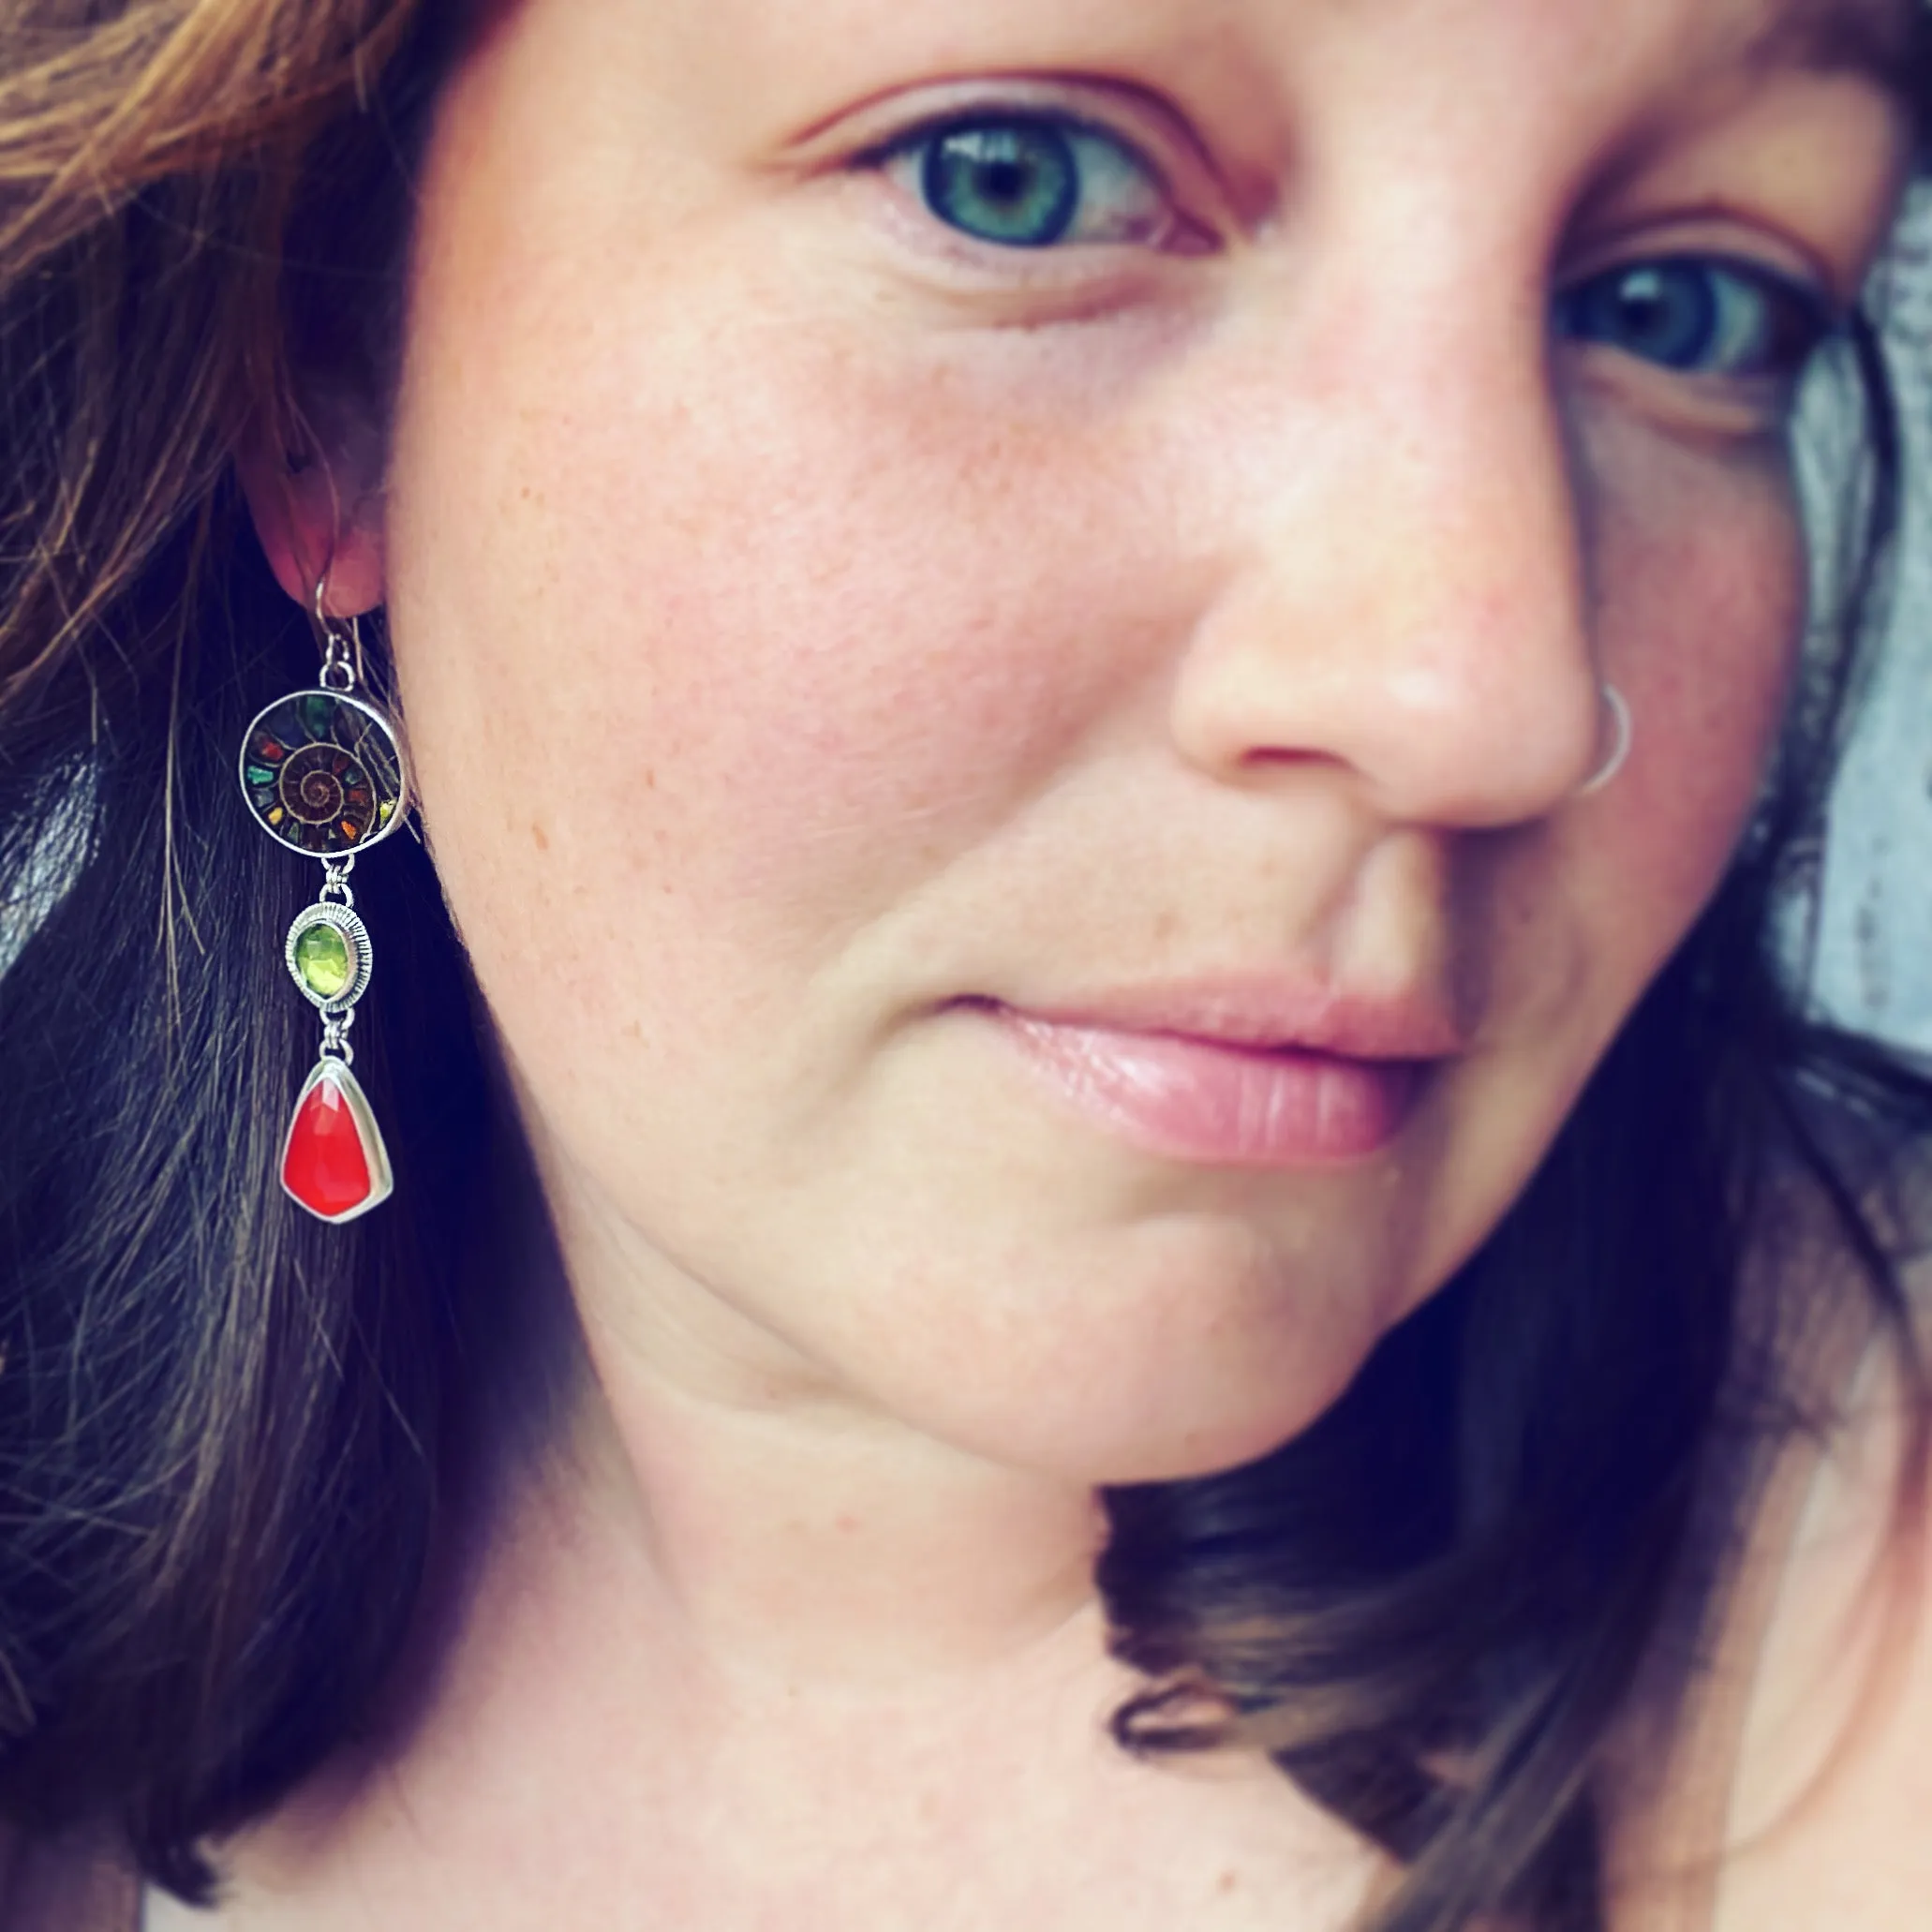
xmin=312 ymin=576 xmax=362 ymax=694
xmin=319 ymin=1007 xmax=357 ymax=1064
xmin=1577 ymin=684 xmax=1632 ymax=796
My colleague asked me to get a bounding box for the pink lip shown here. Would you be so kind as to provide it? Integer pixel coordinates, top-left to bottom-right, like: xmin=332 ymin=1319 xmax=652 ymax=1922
xmin=976 ymin=982 xmax=1455 ymax=1168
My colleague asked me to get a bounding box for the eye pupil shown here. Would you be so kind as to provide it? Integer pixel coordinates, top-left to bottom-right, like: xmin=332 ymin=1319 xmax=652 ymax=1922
xmin=1606 ymin=266 xmax=1716 ymax=368
xmin=923 ymin=123 xmax=1080 ymax=247
xmin=981 ymin=159 xmax=1029 ymax=207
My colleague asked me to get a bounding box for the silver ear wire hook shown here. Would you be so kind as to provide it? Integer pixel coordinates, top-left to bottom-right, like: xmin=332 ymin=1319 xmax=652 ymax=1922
xmin=311 ymin=575 xmax=367 ymax=694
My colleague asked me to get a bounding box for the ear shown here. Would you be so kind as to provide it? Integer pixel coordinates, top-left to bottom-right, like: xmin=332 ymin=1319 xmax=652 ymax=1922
xmin=236 ymin=390 xmax=388 ymax=620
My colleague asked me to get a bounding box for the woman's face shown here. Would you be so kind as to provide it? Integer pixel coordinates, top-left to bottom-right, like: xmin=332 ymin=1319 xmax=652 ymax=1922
xmin=370 ymin=0 xmax=1910 ymax=1480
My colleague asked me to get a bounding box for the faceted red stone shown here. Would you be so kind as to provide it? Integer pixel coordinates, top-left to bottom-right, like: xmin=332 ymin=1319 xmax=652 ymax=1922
xmin=282 ymin=1070 xmax=374 ymax=1220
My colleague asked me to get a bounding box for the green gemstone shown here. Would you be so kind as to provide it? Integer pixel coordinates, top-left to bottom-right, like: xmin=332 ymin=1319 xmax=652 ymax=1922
xmin=300 ymin=692 xmax=336 ymax=740
xmin=294 ymin=921 xmax=355 ymax=1002
xmin=245 ymin=763 xmax=276 ymax=788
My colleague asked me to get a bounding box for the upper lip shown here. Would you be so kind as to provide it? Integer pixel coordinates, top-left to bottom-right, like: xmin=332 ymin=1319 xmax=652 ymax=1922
xmin=987 ymin=975 xmax=1466 ymax=1062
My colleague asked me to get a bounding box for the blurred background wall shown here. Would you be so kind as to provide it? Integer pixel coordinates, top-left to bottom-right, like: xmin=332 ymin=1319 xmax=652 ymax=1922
xmin=1813 ymin=186 xmax=1932 ymax=1052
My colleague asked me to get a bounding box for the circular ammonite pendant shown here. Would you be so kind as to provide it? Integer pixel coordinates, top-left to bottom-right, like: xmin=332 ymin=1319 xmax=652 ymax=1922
xmin=238 ymin=689 xmax=409 ymax=858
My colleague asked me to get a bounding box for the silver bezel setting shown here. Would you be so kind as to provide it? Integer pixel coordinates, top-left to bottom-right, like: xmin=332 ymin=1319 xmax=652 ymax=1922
xmin=238 ymin=687 xmax=411 ymax=857
xmin=279 ymin=1059 xmax=394 ymax=1226
xmin=286 ymin=902 xmax=374 ymax=1010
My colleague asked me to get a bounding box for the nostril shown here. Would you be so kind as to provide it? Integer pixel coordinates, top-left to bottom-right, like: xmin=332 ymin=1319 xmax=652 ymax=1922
xmin=1241 ymin=745 xmax=1338 ymax=773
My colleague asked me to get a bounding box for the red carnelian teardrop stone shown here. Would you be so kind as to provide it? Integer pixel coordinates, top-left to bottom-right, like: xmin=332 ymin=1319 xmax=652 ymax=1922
xmin=282 ymin=1071 xmax=374 ymax=1219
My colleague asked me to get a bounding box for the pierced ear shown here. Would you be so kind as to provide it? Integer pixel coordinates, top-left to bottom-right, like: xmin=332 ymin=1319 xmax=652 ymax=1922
xmin=236 ymin=397 xmax=388 ymax=619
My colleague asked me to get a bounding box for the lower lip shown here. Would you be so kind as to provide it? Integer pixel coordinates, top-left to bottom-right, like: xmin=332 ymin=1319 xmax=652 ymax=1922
xmin=989 ymin=1009 xmax=1425 ymax=1167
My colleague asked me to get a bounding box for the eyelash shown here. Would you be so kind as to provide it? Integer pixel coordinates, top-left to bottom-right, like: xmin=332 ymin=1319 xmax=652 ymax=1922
xmin=869 ymin=106 xmax=1836 ymax=385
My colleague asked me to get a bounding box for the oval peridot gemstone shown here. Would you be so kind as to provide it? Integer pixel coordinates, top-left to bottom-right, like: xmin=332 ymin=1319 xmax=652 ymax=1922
xmin=294 ymin=921 xmax=355 ymax=1003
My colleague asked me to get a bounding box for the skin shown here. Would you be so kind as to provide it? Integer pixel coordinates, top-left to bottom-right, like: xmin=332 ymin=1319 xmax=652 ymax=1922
xmin=210 ymin=0 xmax=1920 ymax=1925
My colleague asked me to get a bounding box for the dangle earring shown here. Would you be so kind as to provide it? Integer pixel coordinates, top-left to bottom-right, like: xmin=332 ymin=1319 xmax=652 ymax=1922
xmin=237 ymin=585 xmax=410 ymax=1223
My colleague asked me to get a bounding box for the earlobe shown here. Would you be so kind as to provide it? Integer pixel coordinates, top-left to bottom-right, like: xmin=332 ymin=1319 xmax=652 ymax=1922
xmin=236 ymin=414 xmax=388 ymax=617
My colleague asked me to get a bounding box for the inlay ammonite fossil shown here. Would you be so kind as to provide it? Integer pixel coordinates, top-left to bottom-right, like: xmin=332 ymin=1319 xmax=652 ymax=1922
xmin=238 ymin=690 xmax=409 ymax=857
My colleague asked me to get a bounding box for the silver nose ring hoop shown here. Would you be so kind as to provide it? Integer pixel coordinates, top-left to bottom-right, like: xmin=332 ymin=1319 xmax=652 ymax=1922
xmin=1577 ymin=683 xmax=1632 ymax=797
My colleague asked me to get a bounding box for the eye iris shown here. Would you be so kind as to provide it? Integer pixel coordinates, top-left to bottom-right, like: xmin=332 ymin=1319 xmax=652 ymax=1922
xmin=922 ymin=123 xmax=1080 ymax=247
xmin=1571 ymin=265 xmax=1720 ymax=369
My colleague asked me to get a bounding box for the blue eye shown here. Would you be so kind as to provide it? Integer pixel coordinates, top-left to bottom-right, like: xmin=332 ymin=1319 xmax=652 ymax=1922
xmin=893 ymin=113 xmax=1168 ymax=250
xmin=1553 ymin=259 xmax=1832 ymax=381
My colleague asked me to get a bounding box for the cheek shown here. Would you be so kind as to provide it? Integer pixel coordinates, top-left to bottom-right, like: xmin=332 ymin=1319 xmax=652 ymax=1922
xmin=1600 ymin=439 xmax=1803 ymax=926
xmin=388 ymin=231 xmax=1187 ymax=1027
xmin=1405 ymin=446 xmax=1803 ymax=1318
xmin=1460 ymin=434 xmax=1802 ymax=1095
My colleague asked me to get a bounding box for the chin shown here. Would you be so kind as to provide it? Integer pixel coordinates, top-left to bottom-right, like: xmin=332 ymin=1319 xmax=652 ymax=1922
xmin=973 ymin=1378 xmax=1366 ymax=1490
xmin=881 ymin=1240 xmax=1408 ymax=1489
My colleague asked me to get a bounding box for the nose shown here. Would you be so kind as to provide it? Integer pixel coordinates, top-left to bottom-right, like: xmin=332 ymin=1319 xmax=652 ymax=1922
xmin=1167 ymin=269 xmax=1605 ymax=830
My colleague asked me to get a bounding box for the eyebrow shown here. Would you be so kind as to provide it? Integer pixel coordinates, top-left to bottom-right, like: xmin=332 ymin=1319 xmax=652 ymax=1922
xmin=1736 ymin=0 xmax=1928 ymax=108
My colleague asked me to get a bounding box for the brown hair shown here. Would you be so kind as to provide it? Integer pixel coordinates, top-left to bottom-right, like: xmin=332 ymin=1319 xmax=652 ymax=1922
xmin=0 ymin=5 xmax=1928 ymax=1929
xmin=0 ymin=0 xmax=460 ymax=1891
